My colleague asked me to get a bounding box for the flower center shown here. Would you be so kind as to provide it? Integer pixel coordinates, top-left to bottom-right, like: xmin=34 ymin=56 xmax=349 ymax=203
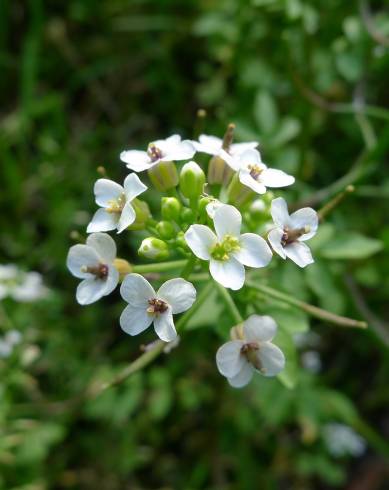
xmin=241 ymin=342 xmax=266 ymax=372
xmin=248 ymin=164 xmax=263 ymax=180
xmin=281 ymin=225 xmax=310 ymax=246
xmin=210 ymin=235 xmax=241 ymax=261
xmin=147 ymin=144 xmax=164 ymax=162
xmin=147 ymin=298 xmax=168 ymax=316
xmin=81 ymin=263 xmax=109 ymax=279
xmin=106 ymin=193 xmax=126 ymax=213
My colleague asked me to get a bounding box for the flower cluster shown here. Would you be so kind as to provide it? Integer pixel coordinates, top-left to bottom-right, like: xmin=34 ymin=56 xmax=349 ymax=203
xmin=67 ymin=125 xmax=320 ymax=388
xmin=0 ymin=265 xmax=48 ymax=303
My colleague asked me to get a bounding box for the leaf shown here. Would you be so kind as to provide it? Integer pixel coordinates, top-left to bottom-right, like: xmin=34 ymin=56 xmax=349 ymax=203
xmin=254 ymin=90 xmax=279 ymax=134
xmin=263 ymin=305 xmax=309 ymax=334
xmin=276 ymin=328 xmax=299 ymax=389
xmin=269 ymin=116 xmax=301 ymax=147
xmin=319 ymin=232 xmax=384 ymax=260
xmin=305 ymin=261 xmax=346 ymax=314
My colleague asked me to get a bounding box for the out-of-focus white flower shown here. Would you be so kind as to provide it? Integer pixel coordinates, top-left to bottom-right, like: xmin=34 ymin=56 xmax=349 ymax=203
xmin=0 ymin=329 xmax=22 ymax=358
xmin=67 ymin=233 xmax=119 ymax=305
xmin=268 ymin=197 xmax=318 ymax=268
xmin=87 ymin=174 xmax=147 ymax=234
xmin=301 ymin=350 xmax=322 ymax=373
xmin=0 ymin=265 xmax=48 ymax=302
xmin=221 ymin=148 xmax=295 ymax=195
xmin=120 ymin=135 xmax=195 ymax=172
xmin=163 ymin=335 xmax=181 ymax=353
xmin=120 ymin=274 xmax=196 ymax=342
xmin=185 ymin=204 xmax=272 ymax=290
xmin=192 ymin=134 xmax=258 ymax=157
xmin=216 ymin=315 xmax=285 ymax=388
xmin=323 ymin=423 xmax=366 ymax=458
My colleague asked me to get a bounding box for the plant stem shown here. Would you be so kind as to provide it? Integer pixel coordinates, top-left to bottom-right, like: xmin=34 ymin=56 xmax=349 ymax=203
xmin=132 ymin=260 xmax=187 ymax=274
xmin=247 ymin=281 xmax=367 ymax=329
xmin=180 ymin=255 xmax=197 ymax=280
xmin=216 ymin=283 xmax=243 ymax=324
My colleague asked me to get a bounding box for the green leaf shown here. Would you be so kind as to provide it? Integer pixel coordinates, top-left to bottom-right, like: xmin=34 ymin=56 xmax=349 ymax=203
xmin=269 ymin=116 xmax=301 ymax=147
xmin=319 ymin=232 xmax=384 ymax=260
xmin=254 ymin=90 xmax=279 ymax=134
xmin=276 ymin=329 xmax=299 ymax=389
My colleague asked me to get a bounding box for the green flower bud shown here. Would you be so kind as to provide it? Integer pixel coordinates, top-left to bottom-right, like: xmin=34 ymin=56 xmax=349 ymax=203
xmin=148 ymin=161 xmax=178 ymax=191
xmin=207 ymin=155 xmax=233 ymax=185
xmin=181 ymin=207 xmax=195 ymax=224
xmin=198 ymin=196 xmax=212 ymax=220
xmin=179 ymin=161 xmax=205 ymax=199
xmin=227 ymin=174 xmax=254 ymax=207
xmin=176 ymin=231 xmax=189 ymax=250
xmin=156 ymin=220 xmax=175 ymax=240
xmin=161 ymin=197 xmax=182 ymax=221
xmin=127 ymin=199 xmax=151 ymax=231
xmin=138 ymin=237 xmax=170 ymax=260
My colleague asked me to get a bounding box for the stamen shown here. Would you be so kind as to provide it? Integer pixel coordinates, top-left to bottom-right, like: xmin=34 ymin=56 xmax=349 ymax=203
xmin=107 ymin=193 xmax=126 ymax=214
xmin=147 ymin=298 xmax=168 ymax=316
xmin=147 ymin=144 xmax=163 ymax=162
xmin=241 ymin=342 xmax=262 ymax=370
xmin=82 ymin=263 xmax=109 ymax=279
xmin=281 ymin=226 xmax=309 ymax=246
xmin=248 ymin=164 xmax=263 ymax=180
xmin=210 ymin=235 xmax=241 ymax=261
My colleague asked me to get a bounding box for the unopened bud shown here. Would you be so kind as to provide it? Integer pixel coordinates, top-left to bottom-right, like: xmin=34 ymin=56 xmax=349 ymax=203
xmin=227 ymin=174 xmax=253 ymax=206
xmin=148 ymin=161 xmax=178 ymax=191
xmin=138 ymin=237 xmax=169 ymax=260
xmin=156 ymin=220 xmax=175 ymax=240
xmin=180 ymin=207 xmax=195 ymax=224
xmin=127 ymin=199 xmax=151 ymax=231
xmin=179 ymin=161 xmax=205 ymax=199
xmin=161 ymin=197 xmax=182 ymax=221
xmin=113 ymin=258 xmax=132 ymax=279
xmin=176 ymin=231 xmax=189 ymax=250
xmin=207 ymin=155 xmax=234 ymax=185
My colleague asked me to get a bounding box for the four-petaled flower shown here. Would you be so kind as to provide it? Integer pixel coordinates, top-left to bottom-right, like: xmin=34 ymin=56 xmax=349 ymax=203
xmin=87 ymin=174 xmax=147 ymax=234
xmin=67 ymin=233 xmax=119 ymax=305
xmin=221 ymin=148 xmax=295 ymax=195
xmin=120 ymin=274 xmax=196 ymax=342
xmin=216 ymin=315 xmax=285 ymax=388
xmin=268 ymin=197 xmax=318 ymax=268
xmin=192 ymin=134 xmax=258 ymax=157
xmin=120 ymin=134 xmax=196 ymax=172
xmin=184 ymin=204 xmax=272 ymax=290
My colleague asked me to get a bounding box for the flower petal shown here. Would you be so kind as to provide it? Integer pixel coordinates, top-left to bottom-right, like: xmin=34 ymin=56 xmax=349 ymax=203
xmin=239 ymin=170 xmax=267 ymax=194
xmin=163 ymin=140 xmax=196 ymax=161
xmin=184 ymin=225 xmax=216 ymax=260
xmin=270 ymin=197 xmax=290 ymax=228
xmin=76 ymin=278 xmax=107 ymax=305
xmin=257 ymin=342 xmax=285 ymax=377
xmin=103 ymin=266 xmax=119 ymax=296
xmin=120 ymin=150 xmax=151 ymax=172
xmin=230 ymin=141 xmax=258 ymax=155
xmin=123 ymin=173 xmax=148 ymax=202
xmin=284 ymin=241 xmax=314 ymax=268
xmin=289 ymin=208 xmax=318 ymax=240
xmin=209 ymin=257 xmax=245 ymax=290
xmin=213 ymin=204 xmax=242 ymax=239
xmin=218 ymin=149 xmax=239 ymax=171
xmin=157 ymin=278 xmax=196 ymax=314
xmin=234 ymin=233 xmax=272 ymax=268
xmin=153 ymin=308 xmax=177 ymax=342
xmin=216 ymin=340 xmax=245 ymax=378
xmin=243 ymin=315 xmax=278 ymax=342
xmin=238 ymin=148 xmax=262 ymax=167
xmin=195 ymin=134 xmax=223 ymax=154
xmin=268 ymin=228 xmax=286 ymax=259
xmin=205 ymin=200 xmax=223 ymax=219
xmin=117 ymin=202 xmax=136 ymax=233
xmin=87 ymin=208 xmax=119 ymax=233
xmin=261 ymin=168 xmax=295 ymax=188
xmin=67 ymin=244 xmax=99 ymax=279
xmin=120 ymin=273 xmax=156 ymax=306
xmin=228 ymin=362 xmax=254 ymax=388
xmin=94 ymin=179 xmax=124 ymax=207
xmin=120 ymin=304 xmax=153 ymax=336
xmin=86 ymin=232 xmax=117 ymax=263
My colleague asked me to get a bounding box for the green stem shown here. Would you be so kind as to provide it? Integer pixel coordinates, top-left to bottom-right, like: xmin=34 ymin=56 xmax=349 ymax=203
xmin=216 ymin=283 xmax=243 ymax=324
xmin=180 ymin=255 xmax=197 ymax=280
xmin=132 ymin=260 xmax=187 ymax=274
xmin=246 ymin=281 xmax=367 ymax=329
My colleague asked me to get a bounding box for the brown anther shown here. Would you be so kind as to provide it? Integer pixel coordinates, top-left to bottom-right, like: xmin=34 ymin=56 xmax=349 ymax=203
xmin=281 ymin=226 xmax=308 ymax=246
xmin=147 ymin=144 xmax=163 ymax=162
xmin=248 ymin=164 xmax=263 ymax=180
xmin=84 ymin=263 xmax=109 ymax=279
xmin=241 ymin=342 xmax=262 ymax=370
xmin=147 ymin=298 xmax=168 ymax=316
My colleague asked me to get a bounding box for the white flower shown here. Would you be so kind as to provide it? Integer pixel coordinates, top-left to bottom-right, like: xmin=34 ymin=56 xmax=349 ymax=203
xmin=268 ymin=197 xmax=318 ymax=268
xmin=120 ymin=134 xmax=195 ymax=172
xmin=323 ymin=424 xmax=366 ymax=458
xmin=87 ymin=174 xmax=147 ymax=234
xmin=192 ymin=134 xmax=258 ymax=157
xmin=216 ymin=315 xmax=285 ymax=388
xmin=11 ymin=272 xmax=48 ymax=302
xmin=0 ymin=329 xmax=22 ymax=359
xmin=221 ymin=148 xmax=294 ymax=195
xmin=205 ymin=198 xmax=223 ymax=219
xmin=184 ymin=204 xmax=272 ymax=290
xmin=120 ymin=274 xmax=196 ymax=342
xmin=66 ymin=233 xmax=119 ymax=305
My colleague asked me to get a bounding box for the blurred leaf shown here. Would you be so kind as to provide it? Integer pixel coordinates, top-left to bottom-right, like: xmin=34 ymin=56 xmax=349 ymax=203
xmin=319 ymin=233 xmax=384 ymax=260
xmin=254 ymin=90 xmax=279 ymax=134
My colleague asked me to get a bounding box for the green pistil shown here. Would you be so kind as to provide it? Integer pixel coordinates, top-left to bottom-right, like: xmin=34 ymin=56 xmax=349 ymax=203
xmin=210 ymin=235 xmax=240 ymax=261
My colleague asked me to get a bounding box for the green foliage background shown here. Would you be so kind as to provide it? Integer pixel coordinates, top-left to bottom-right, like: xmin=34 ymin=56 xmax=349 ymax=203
xmin=1 ymin=0 xmax=389 ymax=488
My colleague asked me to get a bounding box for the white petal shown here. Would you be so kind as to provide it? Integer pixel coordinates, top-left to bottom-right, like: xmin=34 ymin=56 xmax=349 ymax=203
xmin=205 ymin=200 xmax=223 ymax=219
xmin=228 ymin=362 xmax=254 ymax=388
xmin=117 ymin=202 xmax=136 ymax=233
xmin=234 ymin=233 xmax=272 ymax=268
xmin=86 ymin=232 xmax=117 ymax=263
xmin=76 ymin=278 xmax=107 ymax=305
xmin=164 ymin=134 xmax=181 ymax=145
xmin=216 ymin=340 xmax=245 ymax=378
xmin=218 ymin=149 xmax=239 ymax=170
xmin=257 ymin=342 xmax=285 ymax=377
xmin=260 ymin=168 xmax=295 ymax=188
xmin=268 ymin=228 xmax=286 ymax=259
xmin=284 ymin=241 xmax=314 ymax=268
xmin=120 ymin=304 xmax=153 ymax=336
xmin=289 ymin=208 xmax=319 ymax=240
xmin=184 ymin=225 xmax=216 ymax=260
xmin=195 ymin=134 xmax=223 ymax=154
xmin=271 ymin=197 xmax=290 ymax=228
xmin=94 ymin=179 xmax=124 ymax=207
xmin=153 ymin=308 xmax=177 ymax=342
xmin=120 ymin=273 xmax=155 ymax=305
xmin=213 ymin=204 xmax=242 ymax=239
xmin=243 ymin=315 xmax=278 ymax=342
xmin=209 ymin=257 xmax=245 ymax=290
xmin=163 ymin=140 xmax=196 ymax=161
xmin=157 ymin=278 xmax=196 ymax=314
xmin=87 ymin=208 xmax=119 ymax=233
xmin=237 ymin=148 xmax=263 ymax=167
xmin=239 ymin=170 xmax=267 ymax=194
xmin=67 ymin=244 xmax=99 ymax=279
xmin=120 ymin=150 xmax=151 ymax=172
xmin=123 ymin=173 xmax=148 ymax=201
xmin=103 ymin=266 xmax=119 ymax=296
xmin=230 ymin=141 xmax=258 ymax=155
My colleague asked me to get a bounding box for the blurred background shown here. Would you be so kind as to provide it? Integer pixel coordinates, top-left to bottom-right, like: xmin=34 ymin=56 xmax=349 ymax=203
xmin=1 ymin=0 xmax=389 ymax=488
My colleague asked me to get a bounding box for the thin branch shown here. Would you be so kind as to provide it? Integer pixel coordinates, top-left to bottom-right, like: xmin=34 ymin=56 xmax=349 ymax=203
xmin=359 ymin=0 xmax=389 ymax=47
xmin=216 ymin=283 xmax=243 ymax=324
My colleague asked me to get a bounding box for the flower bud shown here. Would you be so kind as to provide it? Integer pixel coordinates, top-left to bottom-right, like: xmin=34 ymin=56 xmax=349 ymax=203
xmin=161 ymin=197 xmax=182 ymax=222
xmin=180 ymin=207 xmax=195 ymax=224
xmin=148 ymin=161 xmax=178 ymax=191
xmin=179 ymin=161 xmax=205 ymax=199
xmin=207 ymin=155 xmax=233 ymax=185
xmin=227 ymin=174 xmax=254 ymax=207
xmin=176 ymin=231 xmax=189 ymax=251
xmin=113 ymin=258 xmax=132 ymax=280
xmin=156 ymin=220 xmax=175 ymax=240
xmin=138 ymin=237 xmax=169 ymax=260
xmin=127 ymin=199 xmax=151 ymax=231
